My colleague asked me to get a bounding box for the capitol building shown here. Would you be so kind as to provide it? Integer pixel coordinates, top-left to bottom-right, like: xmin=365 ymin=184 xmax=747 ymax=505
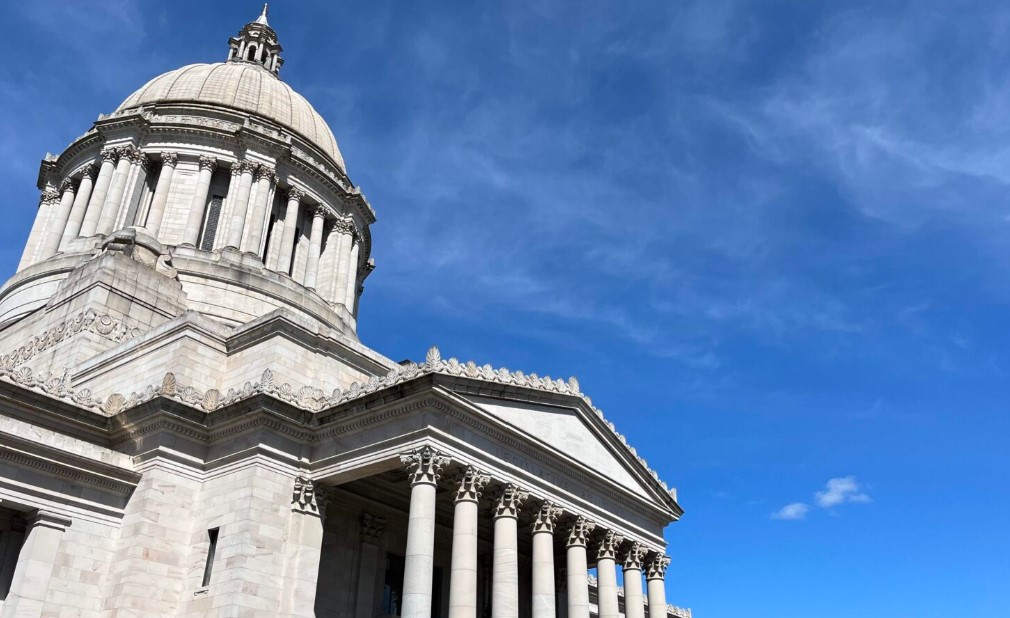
xmin=0 ymin=8 xmax=689 ymax=618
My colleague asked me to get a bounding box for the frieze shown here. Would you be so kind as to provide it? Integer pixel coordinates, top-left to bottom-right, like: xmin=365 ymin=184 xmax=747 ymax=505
xmin=154 ymin=114 xmax=241 ymax=133
xmin=0 ymin=309 xmax=144 ymax=371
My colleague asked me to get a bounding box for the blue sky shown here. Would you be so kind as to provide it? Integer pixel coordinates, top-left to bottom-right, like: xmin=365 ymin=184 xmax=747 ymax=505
xmin=2 ymin=1 xmax=1008 ymax=616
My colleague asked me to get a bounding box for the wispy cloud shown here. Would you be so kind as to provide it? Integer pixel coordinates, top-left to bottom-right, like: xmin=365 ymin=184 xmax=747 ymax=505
xmin=771 ymin=502 xmax=809 ymax=521
xmin=772 ymin=476 xmax=871 ymax=521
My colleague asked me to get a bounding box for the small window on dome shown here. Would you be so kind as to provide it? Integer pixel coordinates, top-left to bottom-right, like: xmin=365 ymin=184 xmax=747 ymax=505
xmin=246 ymin=45 xmax=257 ymax=61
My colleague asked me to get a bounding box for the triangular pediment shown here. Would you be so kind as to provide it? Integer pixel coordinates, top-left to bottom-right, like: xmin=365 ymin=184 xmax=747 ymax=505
xmin=463 ymin=394 xmax=656 ymax=501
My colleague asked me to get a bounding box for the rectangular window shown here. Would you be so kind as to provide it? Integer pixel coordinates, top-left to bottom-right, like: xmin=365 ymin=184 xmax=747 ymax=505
xmin=201 ymin=528 xmax=219 ymax=588
xmin=199 ymin=195 xmax=224 ymax=251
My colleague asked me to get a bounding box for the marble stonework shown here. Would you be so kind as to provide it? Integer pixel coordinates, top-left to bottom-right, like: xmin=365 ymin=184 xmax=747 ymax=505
xmin=0 ymin=6 xmax=691 ymax=618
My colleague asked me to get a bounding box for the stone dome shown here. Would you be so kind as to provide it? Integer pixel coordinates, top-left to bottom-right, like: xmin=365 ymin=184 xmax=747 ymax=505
xmin=116 ymin=62 xmax=345 ymax=172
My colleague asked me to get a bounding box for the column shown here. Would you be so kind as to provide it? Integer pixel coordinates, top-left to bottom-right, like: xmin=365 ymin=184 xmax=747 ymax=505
xmin=343 ymin=235 xmax=360 ymax=309
xmin=39 ymin=179 xmax=76 ymax=258
xmin=565 ymin=516 xmax=595 ymax=618
xmin=97 ymin=146 xmax=137 ymax=235
xmin=183 ymin=155 xmax=217 ymax=245
xmin=531 ymin=501 xmax=563 ymax=618
xmin=303 ymin=206 xmax=326 ymax=289
xmin=595 ymin=531 xmax=623 ymax=618
xmin=144 ymin=152 xmax=177 ymax=235
xmin=646 ymin=554 xmax=671 ymax=618
xmin=224 ymin=160 xmax=256 ymax=249
xmin=447 ymin=466 xmax=490 ymax=618
xmin=317 ymin=222 xmax=342 ymax=303
xmin=282 ymin=477 xmax=333 ymax=616
xmin=621 ymin=542 xmax=647 ymax=618
xmin=242 ymin=166 xmax=275 ymax=255
xmin=0 ymin=511 xmax=70 ymax=618
xmin=330 ymin=217 xmax=354 ymax=302
xmin=79 ymin=149 xmax=118 ymax=237
xmin=399 ymin=446 xmax=451 ymax=618
xmin=354 ymin=514 xmax=387 ymax=618
xmin=491 ymin=483 xmax=528 ymax=618
xmin=60 ymin=163 xmax=95 ymax=249
xmin=18 ymin=190 xmax=60 ymax=270
xmin=276 ymin=188 xmax=304 ymax=274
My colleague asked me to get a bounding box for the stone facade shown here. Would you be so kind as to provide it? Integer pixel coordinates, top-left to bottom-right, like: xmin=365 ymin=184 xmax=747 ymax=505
xmin=0 ymin=7 xmax=690 ymax=618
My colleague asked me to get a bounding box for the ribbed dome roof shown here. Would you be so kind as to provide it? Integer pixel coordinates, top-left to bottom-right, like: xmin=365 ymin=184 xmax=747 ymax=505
xmin=117 ymin=62 xmax=345 ymax=171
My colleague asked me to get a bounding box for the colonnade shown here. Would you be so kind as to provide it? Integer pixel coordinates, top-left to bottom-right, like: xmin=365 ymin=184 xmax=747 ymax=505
xmin=399 ymin=446 xmax=673 ymax=618
xmin=25 ymin=149 xmax=363 ymax=310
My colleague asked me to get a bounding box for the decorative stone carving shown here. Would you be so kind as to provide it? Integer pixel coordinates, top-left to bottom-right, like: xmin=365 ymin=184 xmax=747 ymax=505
xmin=449 ymin=465 xmax=490 ymax=503
xmin=198 ymin=155 xmax=217 ymax=171
xmin=79 ymin=163 xmax=97 ymax=179
xmin=0 ymin=309 xmax=144 ymax=370
xmin=332 ymin=217 xmax=355 ymax=235
xmin=291 ymin=475 xmax=332 ymax=516
xmin=646 ymin=554 xmax=671 ymax=580
xmin=311 ymin=205 xmax=327 ymax=218
xmin=232 ymin=159 xmax=258 ymax=175
xmin=492 ymin=483 xmax=528 ymax=519
xmin=40 ymin=190 xmax=60 ymax=205
xmin=596 ymin=530 xmax=625 ymax=561
xmin=621 ymin=541 xmax=647 ymax=570
xmin=360 ymin=513 xmax=386 ymax=543
xmin=531 ymin=500 xmax=563 ymax=534
xmin=59 ymin=178 xmax=76 ymax=194
xmin=254 ymin=165 xmax=275 ymax=181
xmin=125 ymin=147 xmax=148 ymax=168
xmin=286 ymin=187 xmax=306 ymax=202
xmin=400 ymin=445 xmax=450 ymax=486
xmin=100 ymin=148 xmax=119 ymax=163
xmin=160 ymin=152 xmax=178 ymax=167
xmin=566 ymin=515 xmax=596 ymax=547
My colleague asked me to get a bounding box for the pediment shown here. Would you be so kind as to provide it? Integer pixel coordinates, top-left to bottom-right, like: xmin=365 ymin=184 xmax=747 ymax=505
xmin=463 ymin=394 xmax=655 ymax=501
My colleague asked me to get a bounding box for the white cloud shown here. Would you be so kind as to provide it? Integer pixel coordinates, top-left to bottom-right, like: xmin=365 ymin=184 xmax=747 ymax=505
xmin=815 ymin=476 xmax=872 ymax=508
xmin=771 ymin=502 xmax=809 ymax=520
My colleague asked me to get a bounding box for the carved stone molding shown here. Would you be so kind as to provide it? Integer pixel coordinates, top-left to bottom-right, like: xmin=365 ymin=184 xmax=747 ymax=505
xmin=566 ymin=515 xmax=596 ymax=547
xmin=492 ymin=483 xmax=529 ymax=519
xmin=0 ymin=309 xmax=144 ymax=371
xmin=360 ymin=513 xmax=386 ymax=543
xmin=448 ymin=465 xmax=490 ymax=503
xmin=621 ymin=541 xmax=647 ymax=571
xmin=646 ymin=553 xmax=671 ymax=580
xmin=40 ymin=190 xmax=60 ymax=205
xmin=400 ymin=445 xmax=450 ymax=486
xmin=160 ymin=152 xmax=178 ymax=167
xmin=198 ymin=155 xmax=217 ymax=171
xmin=596 ymin=530 xmax=624 ymax=561
xmin=531 ymin=500 xmax=563 ymax=534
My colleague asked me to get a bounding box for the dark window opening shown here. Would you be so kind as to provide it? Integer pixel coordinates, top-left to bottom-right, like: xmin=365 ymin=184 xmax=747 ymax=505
xmin=0 ymin=508 xmax=27 ymax=601
xmin=201 ymin=527 xmax=219 ymax=588
xmin=262 ymin=213 xmax=277 ymax=261
xmin=290 ymin=225 xmax=302 ymax=276
xmin=199 ymin=195 xmax=224 ymax=251
xmin=246 ymin=45 xmax=257 ymax=61
xmin=382 ymin=553 xmax=442 ymax=617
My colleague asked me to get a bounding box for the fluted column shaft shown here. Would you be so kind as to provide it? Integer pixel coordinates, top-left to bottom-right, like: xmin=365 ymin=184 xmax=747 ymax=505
xmin=596 ymin=532 xmax=623 ymax=618
xmin=80 ymin=150 xmax=117 ymax=237
xmin=97 ymin=147 xmax=136 ymax=235
xmin=331 ymin=218 xmax=354 ymax=302
xmin=303 ymin=207 xmax=326 ymax=289
xmin=145 ymin=153 xmax=177 ymax=235
xmin=531 ymin=502 xmax=562 ymax=618
xmin=19 ymin=190 xmax=60 ymax=270
xmin=492 ymin=484 xmax=527 ymax=618
xmin=646 ymin=555 xmax=671 ymax=618
xmin=225 ymin=161 xmax=256 ymax=249
xmin=184 ymin=156 xmax=217 ymax=245
xmin=622 ymin=543 xmax=647 ymax=618
xmin=566 ymin=517 xmax=595 ymax=618
xmin=243 ymin=167 xmax=275 ymax=255
xmin=61 ymin=165 xmax=95 ymax=248
xmin=448 ymin=467 xmax=489 ymax=618
xmin=277 ymin=188 xmax=303 ymax=275
xmin=399 ymin=446 xmax=451 ymax=618
xmin=344 ymin=237 xmax=360 ymax=309
xmin=40 ymin=181 xmax=76 ymax=258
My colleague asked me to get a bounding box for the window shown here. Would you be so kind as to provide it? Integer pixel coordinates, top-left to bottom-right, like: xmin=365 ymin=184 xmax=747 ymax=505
xmin=201 ymin=528 xmax=219 ymax=588
xmin=199 ymin=195 xmax=224 ymax=251
xmin=246 ymin=45 xmax=257 ymax=61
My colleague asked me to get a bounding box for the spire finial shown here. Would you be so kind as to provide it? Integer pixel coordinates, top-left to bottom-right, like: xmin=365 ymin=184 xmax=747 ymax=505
xmin=256 ymin=4 xmax=269 ymax=26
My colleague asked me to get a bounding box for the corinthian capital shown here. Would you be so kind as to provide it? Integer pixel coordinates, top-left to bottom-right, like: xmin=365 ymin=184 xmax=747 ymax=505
xmin=492 ymin=483 xmax=529 ymax=519
xmin=255 ymin=165 xmax=276 ymax=182
xmin=79 ymin=163 xmax=96 ymax=180
xmin=595 ymin=530 xmax=625 ymax=561
xmin=360 ymin=513 xmax=386 ymax=543
xmin=621 ymin=541 xmax=647 ymax=571
xmin=59 ymin=178 xmax=76 ymax=194
xmin=198 ymin=155 xmax=217 ymax=171
xmin=125 ymin=147 xmax=148 ymax=166
xmin=286 ymin=187 xmax=306 ymax=202
xmin=646 ymin=553 xmax=671 ymax=580
xmin=291 ymin=475 xmax=333 ymax=517
xmin=566 ymin=515 xmax=596 ymax=547
xmin=531 ymin=501 xmax=563 ymax=534
xmin=400 ymin=445 xmax=451 ymax=486
xmin=449 ymin=465 xmax=490 ymax=503
xmin=100 ymin=148 xmax=119 ymax=163
xmin=160 ymin=152 xmax=178 ymax=167
xmin=39 ymin=190 xmax=61 ymax=205
xmin=332 ymin=216 xmax=355 ymax=235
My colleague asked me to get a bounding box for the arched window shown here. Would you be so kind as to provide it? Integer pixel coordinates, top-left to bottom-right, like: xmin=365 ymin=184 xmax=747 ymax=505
xmin=246 ymin=45 xmax=257 ymax=61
